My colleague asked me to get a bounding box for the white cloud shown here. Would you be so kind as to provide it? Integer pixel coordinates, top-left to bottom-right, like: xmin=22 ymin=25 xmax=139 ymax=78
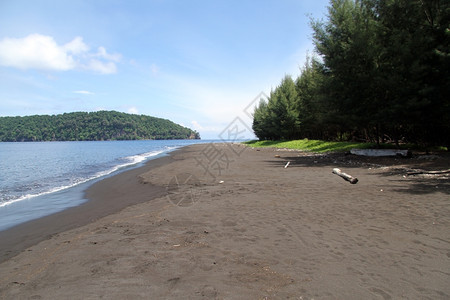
xmin=84 ymin=59 xmax=117 ymax=74
xmin=0 ymin=34 xmax=120 ymax=74
xmin=96 ymin=46 xmax=121 ymax=62
xmin=73 ymin=90 xmax=94 ymax=95
xmin=63 ymin=36 xmax=89 ymax=55
xmin=127 ymin=106 xmax=139 ymax=114
xmin=0 ymin=34 xmax=75 ymax=71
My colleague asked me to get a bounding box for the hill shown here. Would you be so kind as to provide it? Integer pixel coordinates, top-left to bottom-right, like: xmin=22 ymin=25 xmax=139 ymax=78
xmin=0 ymin=111 xmax=200 ymax=141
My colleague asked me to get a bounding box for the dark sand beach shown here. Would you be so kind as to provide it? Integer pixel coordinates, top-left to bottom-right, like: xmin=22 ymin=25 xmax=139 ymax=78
xmin=0 ymin=143 xmax=449 ymax=299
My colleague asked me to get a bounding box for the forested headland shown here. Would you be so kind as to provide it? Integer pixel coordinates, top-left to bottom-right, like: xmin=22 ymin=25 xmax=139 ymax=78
xmin=0 ymin=111 xmax=200 ymax=141
xmin=253 ymin=0 xmax=449 ymax=148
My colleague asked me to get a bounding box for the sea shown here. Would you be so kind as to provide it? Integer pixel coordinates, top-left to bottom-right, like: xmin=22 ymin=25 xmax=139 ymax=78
xmin=0 ymin=139 xmax=214 ymax=231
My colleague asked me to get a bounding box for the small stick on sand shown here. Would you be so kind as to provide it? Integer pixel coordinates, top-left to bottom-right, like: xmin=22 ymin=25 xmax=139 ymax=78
xmin=332 ymin=168 xmax=358 ymax=184
xmin=284 ymin=161 xmax=290 ymax=168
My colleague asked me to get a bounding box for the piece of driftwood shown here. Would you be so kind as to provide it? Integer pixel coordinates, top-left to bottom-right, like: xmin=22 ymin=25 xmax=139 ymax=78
xmin=350 ymin=148 xmax=410 ymax=157
xmin=332 ymin=168 xmax=358 ymax=184
xmin=284 ymin=161 xmax=290 ymax=168
xmin=407 ymin=169 xmax=450 ymax=176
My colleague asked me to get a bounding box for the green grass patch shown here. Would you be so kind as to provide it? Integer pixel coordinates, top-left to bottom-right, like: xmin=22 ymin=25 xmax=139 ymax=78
xmin=243 ymin=139 xmax=448 ymax=153
xmin=243 ymin=139 xmax=372 ymax=153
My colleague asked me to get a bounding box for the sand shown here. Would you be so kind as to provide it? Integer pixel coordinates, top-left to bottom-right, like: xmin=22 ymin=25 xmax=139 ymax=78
xmin=0 ymin=143 xmax=449 ymax=299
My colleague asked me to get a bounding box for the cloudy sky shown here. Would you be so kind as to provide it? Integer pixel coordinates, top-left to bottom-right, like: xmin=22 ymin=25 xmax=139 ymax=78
xmin=0 ymin=0 xmax=329 ymax=139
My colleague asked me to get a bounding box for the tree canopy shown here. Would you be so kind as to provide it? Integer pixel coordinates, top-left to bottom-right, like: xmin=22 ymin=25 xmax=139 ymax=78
xmin=0 ymin=111 xmax=200 ymax=142
xmin=253 ymin=0 xmax=449 ymax=148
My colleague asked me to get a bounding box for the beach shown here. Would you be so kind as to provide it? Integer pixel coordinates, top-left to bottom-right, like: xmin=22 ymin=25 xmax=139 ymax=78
xmin=0 ymin=143 xmax=449 ymax=299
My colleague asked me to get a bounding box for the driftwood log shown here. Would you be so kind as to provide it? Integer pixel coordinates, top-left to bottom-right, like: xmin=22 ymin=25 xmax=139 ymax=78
xmin=407 ymin=169 xmax=450 ymax=176
xmin=350 ymin=148 xmax=410 ymax=157
xmin=332 ymin=168 xmax=358 ymax=184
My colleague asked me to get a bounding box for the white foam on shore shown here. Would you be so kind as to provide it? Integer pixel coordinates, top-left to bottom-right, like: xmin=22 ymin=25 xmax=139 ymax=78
xmin=0 ymin=147 xmax=174 ymax=208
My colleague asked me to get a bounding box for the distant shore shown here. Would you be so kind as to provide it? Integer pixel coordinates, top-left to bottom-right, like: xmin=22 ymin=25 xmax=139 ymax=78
xmin=1 ymin=143 xmax=449 ymax=299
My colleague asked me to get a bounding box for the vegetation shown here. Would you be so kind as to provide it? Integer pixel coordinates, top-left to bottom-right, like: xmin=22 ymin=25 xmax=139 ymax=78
xmin=245 ymin=139 xmax=373 ymax=153
xmin=0 ymin=111 xmax=200 ymax=142
xmin=244 ymin=139 xmax=447 ymax=153
xmin=252 ymin=0 xmax=449 ymax=149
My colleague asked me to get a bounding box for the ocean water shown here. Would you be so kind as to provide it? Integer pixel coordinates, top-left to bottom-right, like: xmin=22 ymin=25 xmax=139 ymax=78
xmin=0 ymin=140 xmax=211 ymax=231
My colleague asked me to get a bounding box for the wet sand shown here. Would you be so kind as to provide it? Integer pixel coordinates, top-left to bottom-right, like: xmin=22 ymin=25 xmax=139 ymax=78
xmin=0 ymin=143 xmax=449 ymax=299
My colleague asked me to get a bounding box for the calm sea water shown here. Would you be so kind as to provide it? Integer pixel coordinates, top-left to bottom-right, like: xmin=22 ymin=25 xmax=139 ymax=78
xmin=0 ymin=140 xmax=212 ymax=231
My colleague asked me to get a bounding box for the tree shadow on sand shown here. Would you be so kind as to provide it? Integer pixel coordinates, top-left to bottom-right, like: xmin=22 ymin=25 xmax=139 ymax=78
xmin=263 ymin=153 xmax=450 ymax=195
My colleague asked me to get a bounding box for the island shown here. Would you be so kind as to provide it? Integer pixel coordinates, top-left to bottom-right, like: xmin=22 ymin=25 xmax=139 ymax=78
xmin=0 ymin=111 xmax=200 ymax=141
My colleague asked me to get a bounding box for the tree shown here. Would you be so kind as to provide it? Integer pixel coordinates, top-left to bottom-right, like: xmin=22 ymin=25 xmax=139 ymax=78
xmin=375 ymin=0 xmax=450 ymax=146
xmin=268 ymin=75 xmax=301 ymax=140
xmin=310 ymin=0 xmax=449 ymax=146
xmin=295 ymin=55 xmax=327 ymax=139
xmin=252 ymin=76 xmax=300 ymax=140
xmin=311 ymin=0 xmax=384 ymax=142
xmin=252 ymin=99 xmax=271 ymax=140
xmin=251 ymin=0 xmax=449 ymax=147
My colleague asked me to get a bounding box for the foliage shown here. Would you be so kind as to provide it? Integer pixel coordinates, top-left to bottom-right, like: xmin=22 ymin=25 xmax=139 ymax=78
xmin=244 ymin=139 xmax=373 ymax=153
xmin=0 ymin=111 xmax=200 ymax=142
xmin=243 ymin=139 xmax=447 ymax=153
xmin=252 ymin=75 xmax=300 ymax=140
xmin=252 ymin=0 xmax=450 ymax=149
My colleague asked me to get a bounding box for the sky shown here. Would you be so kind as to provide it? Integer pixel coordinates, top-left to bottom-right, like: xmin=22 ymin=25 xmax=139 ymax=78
xmin=0 ymin=0 xmax=330 ymax=139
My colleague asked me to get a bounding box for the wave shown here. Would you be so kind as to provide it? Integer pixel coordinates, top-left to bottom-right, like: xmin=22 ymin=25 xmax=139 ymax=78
xmin=0 ymin=147 xmax=174 ymax=208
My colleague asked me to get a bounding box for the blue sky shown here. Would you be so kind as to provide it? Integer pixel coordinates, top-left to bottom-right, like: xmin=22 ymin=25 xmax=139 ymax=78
xmin=0 ymin=0 xmax=329 ymax=139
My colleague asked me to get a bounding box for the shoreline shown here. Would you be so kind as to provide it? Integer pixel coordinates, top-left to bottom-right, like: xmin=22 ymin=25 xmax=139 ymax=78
xmin=1 ymin=143 xmax=449 ymax=299
xmin=0 ymin=147 xmax=185 ymax=264
xmin=0 ymin=140 xmax=212 ymax=232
